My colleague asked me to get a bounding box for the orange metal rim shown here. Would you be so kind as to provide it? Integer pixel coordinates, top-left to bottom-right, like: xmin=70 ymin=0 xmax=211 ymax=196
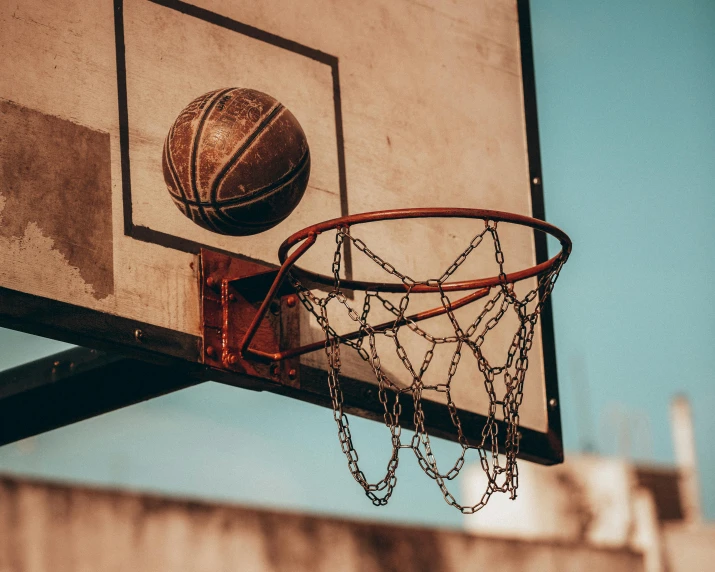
xmin=277 ymin=208 xmax=572 ymax=293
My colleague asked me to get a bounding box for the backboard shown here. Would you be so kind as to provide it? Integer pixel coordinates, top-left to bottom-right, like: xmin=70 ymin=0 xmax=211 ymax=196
xmin=0 ymin=0 xmax=563 ymax=463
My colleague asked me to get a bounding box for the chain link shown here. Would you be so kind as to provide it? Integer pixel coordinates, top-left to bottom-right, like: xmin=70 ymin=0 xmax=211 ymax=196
xmin=289 ymin=222 xmax=567 ymax=512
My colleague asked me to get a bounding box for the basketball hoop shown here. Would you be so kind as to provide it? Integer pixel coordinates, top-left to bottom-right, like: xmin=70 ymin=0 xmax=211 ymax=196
xmin=240 ymin=208 xmax=571 ymax=512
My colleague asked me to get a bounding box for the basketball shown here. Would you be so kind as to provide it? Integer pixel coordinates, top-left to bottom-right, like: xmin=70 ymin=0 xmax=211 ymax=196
xmin=162 ymin=88 xmax=310 ymax=236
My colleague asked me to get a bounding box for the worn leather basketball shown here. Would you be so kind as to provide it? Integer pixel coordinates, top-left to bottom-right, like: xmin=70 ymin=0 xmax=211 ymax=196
xmin=162 ymin=88 xmax=310 ymax=236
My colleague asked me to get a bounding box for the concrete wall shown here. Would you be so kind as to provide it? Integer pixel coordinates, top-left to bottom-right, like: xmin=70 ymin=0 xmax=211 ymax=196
xmin=464 ymin=455 xmax=665 ymax=572
xmin=663 ymin=524 xmax=715 ymax=572
xmin=464 ymin=456 xmax=635 ymax=545
xmin=0 ymin=474 xmax=643 ymax=572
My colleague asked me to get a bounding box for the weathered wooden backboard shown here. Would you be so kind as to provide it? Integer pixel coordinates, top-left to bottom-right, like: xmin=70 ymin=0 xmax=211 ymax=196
xmin=0 ymin=0 xmax=563 ymax=463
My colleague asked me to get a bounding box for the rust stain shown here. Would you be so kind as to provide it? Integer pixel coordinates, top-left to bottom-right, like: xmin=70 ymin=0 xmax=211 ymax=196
xmin=0 ymin=99 xmax=114 ymax=299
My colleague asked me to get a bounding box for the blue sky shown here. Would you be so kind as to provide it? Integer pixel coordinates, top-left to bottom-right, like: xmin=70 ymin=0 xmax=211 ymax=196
xmin=1 ymin=0 xmax=714 ymax=527
xmin=534 ymin=0 xmax=715 ymax=476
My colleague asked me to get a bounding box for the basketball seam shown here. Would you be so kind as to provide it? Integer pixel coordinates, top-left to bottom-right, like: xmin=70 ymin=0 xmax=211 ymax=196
xmin=190 ymin=88 xmax=235 ymax=233
xmin=215 ymin=153 xmax=310 ymax=227
xmin=182 ymin=148 xmax=308 ymax=235
xmin=175 ymin=149 xmax=309 ymax=209
xmin=219 ymin=153 xmax=309 ymax=214
xmin=164 ymin=123 xmax=189 ymax=210
xmin=166 ymin=88 xmax=222 ymax=205
xmin=206 ymin=102 xmax=285 ymax=229
xmin=208 ymin=102 xmax=284 ymax=207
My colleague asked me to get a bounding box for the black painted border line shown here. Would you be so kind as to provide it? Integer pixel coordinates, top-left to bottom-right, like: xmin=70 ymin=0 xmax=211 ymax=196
xmin=518 ymin=0 xmax=564 ymax=463
xmin=113 ymin=0 xmax=352 ymax=275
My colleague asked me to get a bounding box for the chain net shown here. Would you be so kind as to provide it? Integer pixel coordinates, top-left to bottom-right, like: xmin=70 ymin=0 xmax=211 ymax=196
xmin=288 ymin=220 xmax=567 ymax=513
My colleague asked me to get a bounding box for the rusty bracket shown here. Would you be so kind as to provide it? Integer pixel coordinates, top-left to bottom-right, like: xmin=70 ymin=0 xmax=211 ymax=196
xmin=201 ymin=249 xmax=301 ymax=388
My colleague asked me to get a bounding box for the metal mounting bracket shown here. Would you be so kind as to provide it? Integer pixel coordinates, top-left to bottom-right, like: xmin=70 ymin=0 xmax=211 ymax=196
xmin=200 ymin=249 xmax=300 ymax=388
